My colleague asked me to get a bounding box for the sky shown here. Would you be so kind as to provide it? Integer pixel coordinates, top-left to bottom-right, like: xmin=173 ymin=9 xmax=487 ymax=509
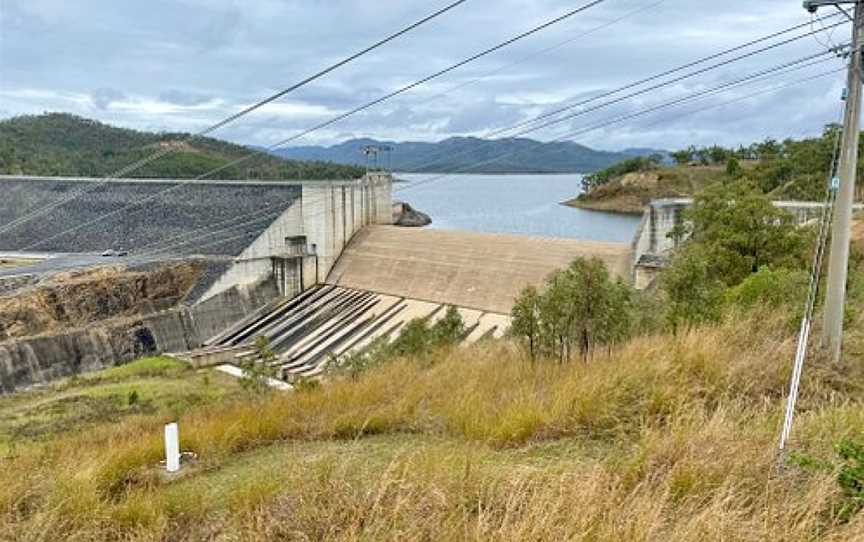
xmin=0 ymin=0 xmax=853 ymax=152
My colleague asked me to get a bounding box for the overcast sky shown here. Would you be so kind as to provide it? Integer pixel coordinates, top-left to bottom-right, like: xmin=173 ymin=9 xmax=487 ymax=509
xmin=0 ymin=0 xmax=852 ymax=151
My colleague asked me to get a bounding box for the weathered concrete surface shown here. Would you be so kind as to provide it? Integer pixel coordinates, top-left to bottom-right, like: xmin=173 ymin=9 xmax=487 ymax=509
xmin=0 ymin=173 xmax=393 ymax=305
xmin=327 ymin=226 xmax=632 ymax=314
xmin=194 ymin=285 xmax=510 ymax=379
xmin=144 ymin=277 xmax=280 ymax=352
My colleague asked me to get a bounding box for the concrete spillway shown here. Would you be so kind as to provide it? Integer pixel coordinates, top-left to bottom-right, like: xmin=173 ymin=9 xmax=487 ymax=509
xmin=193 ymin=284 xmax=509 ymax=378
xmin=326 ymin=225 xmax=632 ymax=314
xmin=182 ymin=226 xmax=629 ymax=380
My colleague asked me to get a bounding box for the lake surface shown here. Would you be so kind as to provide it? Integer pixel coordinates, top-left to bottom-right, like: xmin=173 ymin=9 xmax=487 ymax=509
xmin=394 ymin=173 xmax=641 ymax=243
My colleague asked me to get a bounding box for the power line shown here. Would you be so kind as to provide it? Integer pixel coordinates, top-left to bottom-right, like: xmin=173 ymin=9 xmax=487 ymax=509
xmin=397 ymin=20 xmax=849 ymax=173
xmin=171 ymin=0 xmax=612 ymax=179
xmin=132 ymin=59 xmax=843 ymax=259
xmin=0 ymin=0 xmax=472 ymax=236
xmin=60 ymin=44 xmax=846 ymax=260
xmin=779 ymin=97 xmax=845 ymax=457
xmin=405 ymin=0 xmax=666 ymax=112
xmin=397 ymin=56 xmax=844 ymax=194
xmin=44 ymin=12 xmax=838 ymax=254
xmin=500 ymin=18 xmax=847 ymax=136
xmin=10 ymin=12 xmax=843 ymax=260
xmin=17 ymin=0 xmax=610 ymax=250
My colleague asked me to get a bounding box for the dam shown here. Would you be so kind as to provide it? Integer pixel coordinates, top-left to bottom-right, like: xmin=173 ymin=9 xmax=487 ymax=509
xmin=0 ymin=172 xmax=632 ymax=391
xmin=6 ymin=171 xmax=854 ymax=389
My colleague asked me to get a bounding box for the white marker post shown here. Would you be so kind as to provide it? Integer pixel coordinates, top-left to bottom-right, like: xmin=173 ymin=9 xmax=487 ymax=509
xmin=164 ymin=422 xmax=180 ymax=473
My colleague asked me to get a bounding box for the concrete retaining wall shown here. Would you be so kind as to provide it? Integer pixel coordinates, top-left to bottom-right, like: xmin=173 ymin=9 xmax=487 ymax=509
xmin=630 ymin=198 xmax=864 ymax=289
xmin=197 ymin=173 xmax=393 ymax=302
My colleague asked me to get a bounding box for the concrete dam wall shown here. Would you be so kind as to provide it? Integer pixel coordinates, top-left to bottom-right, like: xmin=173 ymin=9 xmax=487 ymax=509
xmin=631 ymin=198 xmax=864 ymax=288
xmin=0 ymin=173 xmax=394 ymax=392
xmin=328 ymin=226 xmax=632 ymax=314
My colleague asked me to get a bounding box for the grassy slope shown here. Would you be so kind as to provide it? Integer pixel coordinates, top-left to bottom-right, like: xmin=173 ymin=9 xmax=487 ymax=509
xmin=0 ymin=113 xmax=365 ymax=180
xmin=2 ymin=312 xmax=864 ymax=540
xmin=0 ymin=357 xmax=243 ymax=456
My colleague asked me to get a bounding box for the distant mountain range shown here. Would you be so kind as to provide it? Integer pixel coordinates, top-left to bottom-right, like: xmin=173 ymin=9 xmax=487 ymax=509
xmin=271 ymin=137 xmax=667 ymax=174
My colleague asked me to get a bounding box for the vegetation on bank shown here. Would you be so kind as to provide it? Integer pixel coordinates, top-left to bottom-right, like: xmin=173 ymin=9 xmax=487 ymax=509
xmin=0 ymin=113 xmax=365 ymax=180
xmin=516 ymin=180 xmax=830 ymax=355
xmin=571 ymin=124 xmax=861 ymax=213
xmin=2 ymin=184 xmax=864 ymax=539
xmin=2 ymin=315 xmax=864 ymax=539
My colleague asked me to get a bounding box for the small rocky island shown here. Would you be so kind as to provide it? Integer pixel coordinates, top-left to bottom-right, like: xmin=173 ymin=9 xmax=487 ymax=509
xmin=392 ymin=201 xmax=432 ymax=227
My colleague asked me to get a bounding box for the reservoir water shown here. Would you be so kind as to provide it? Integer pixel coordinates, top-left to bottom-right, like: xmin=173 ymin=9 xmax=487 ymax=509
xmin=395 ymin=173 xmax=641 ymax=243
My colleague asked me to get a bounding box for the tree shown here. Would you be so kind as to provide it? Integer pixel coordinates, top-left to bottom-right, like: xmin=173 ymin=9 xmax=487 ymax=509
xmin=661 ymin=181 xmax=812 ymax=329
xmin=662 ymin=245 xmax=725 ymax=331
xmin=431 ymin=305 xmax=467 ymax=345
xmin=511 ymin=258 xmax=632 ymax=362
xmin=725 ymin=156 xmax=742 ymax=179
xmin=511 ymin=286 xmax=541 ymax=360
xmin=332 ymin=306 xmax=467 ymax=377
xmin=707 ymin=145 xmax=730 ymax=164
xmin=240 ymin=336 xmax=279 ymax=393
xmin=671 ymin=149 xmax=692 ymax=165
xmin=674 ymin=181 xmax=810 ymax=285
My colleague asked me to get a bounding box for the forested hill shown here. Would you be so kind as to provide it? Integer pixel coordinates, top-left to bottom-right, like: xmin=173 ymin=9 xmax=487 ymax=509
xmin=273 ymin=137 xmax=664 ymax=174
xmin=0 ymin=113 xmax=364 ymax=180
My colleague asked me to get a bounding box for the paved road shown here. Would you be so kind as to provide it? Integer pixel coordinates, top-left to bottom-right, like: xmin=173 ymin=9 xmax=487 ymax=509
xmin=0 ymin=252 xmax=229 ymax=279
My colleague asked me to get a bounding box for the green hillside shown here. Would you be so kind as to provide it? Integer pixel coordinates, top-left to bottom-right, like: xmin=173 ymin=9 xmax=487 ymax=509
xmin=0 ymin=113 xmax=365 ymax=180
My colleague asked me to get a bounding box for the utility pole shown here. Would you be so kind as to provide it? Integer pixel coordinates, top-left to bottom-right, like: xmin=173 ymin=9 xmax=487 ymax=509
xmin=806 ymin=1 xmax=864 ymax=363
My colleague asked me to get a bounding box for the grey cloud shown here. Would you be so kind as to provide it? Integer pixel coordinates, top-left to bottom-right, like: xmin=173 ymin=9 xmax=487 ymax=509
xmin=91 ymin=88 xmax=126 ymax=110
xmin=158 ymin=90 xmax=215 ymax=106
xmin=0 ymin=0 xmax=845 ymax=151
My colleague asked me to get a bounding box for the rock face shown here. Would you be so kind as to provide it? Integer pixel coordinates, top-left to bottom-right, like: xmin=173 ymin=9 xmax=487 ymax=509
xmin=0 ymin=320 xmax=157 ymax=393
xmin=0 ymin=273 xmax=280 ymax=394
xmin=0 ymin=264 xmax=201 ymax=342
xmin=392 ymin=201 xmax=432 ymax=227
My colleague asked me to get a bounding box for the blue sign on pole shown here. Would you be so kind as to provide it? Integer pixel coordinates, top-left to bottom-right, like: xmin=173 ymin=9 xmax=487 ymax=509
xmin=831 ymin=176 xmax=841 ymax=191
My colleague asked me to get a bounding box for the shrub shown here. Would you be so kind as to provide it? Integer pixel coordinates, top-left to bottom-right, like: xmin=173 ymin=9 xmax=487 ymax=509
xmin=724 ymin=266 xmax=808 ymax=313
xmin=240 ymin=336 xmax=279 ymax=393
xmin=331 ymin=307 xmax=466 ymax=376
xmin=661 ymin=181 xmax=812 ymax=330
xmin=661 ymin=246 xmax=724 ymax=331
xmin=510 ymin=257 xmax=632 ymax=362
xmin=581 ymin=155 xmax=661 ymax=192
xmin=837 ymin=439 xmax=864 ymax=519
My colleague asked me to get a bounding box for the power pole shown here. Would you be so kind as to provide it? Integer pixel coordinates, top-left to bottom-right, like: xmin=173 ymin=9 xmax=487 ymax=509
xmin=807 ymin=1 xmax=864 ymax=363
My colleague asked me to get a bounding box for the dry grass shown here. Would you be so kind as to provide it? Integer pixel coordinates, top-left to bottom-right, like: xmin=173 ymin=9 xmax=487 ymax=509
xmin=1 ymin=314 xmax=864 ymax=540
